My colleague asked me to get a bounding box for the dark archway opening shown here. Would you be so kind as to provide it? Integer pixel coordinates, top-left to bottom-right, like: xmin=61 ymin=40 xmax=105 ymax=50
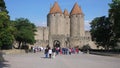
xmin=53 ymin=40 xmax=60 ymax=48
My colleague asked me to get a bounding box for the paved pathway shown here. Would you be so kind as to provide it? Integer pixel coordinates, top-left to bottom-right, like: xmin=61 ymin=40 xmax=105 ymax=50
xmin=0 ymin=53 xmax=120 ymax=68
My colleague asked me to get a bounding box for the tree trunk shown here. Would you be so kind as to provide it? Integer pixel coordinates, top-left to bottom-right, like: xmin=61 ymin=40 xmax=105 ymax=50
xmin=18 ymin=42 xmax=22 ymax=49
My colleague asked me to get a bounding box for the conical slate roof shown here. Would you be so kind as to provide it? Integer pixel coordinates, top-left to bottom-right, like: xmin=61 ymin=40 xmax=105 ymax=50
xmin=70 ymin=3 xmax=82 ymax=15
xmin=49 ymin=2 xmax=62 ymax=14
xmin=63 ymin=9 xmax=69 ymax=16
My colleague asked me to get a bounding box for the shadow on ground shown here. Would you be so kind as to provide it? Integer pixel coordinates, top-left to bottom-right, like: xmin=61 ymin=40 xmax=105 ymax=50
xmin=0 ymin=51 xmax=10 ymax=68
xmin=0 ymin=61 xmax=10 ymax=68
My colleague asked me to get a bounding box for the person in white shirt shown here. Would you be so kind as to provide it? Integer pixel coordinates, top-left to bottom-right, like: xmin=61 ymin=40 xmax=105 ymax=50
xmin=48 ymin=48 xmax=52 ymax=58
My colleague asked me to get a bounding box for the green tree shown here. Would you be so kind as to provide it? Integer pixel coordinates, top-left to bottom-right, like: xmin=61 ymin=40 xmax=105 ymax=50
xmin=0 ymin=0 xmax=8 ymax=13
xmin=0 ymin=29 xmax=14 ymax=49
xmin=90 ymin=16 xmax=112 ymax=49
xmin=0 ymin=0 xmax=14 ymax=49
xmin=14 ymin=18 xmax=36 ymax=49
xmin=109 ymin=0 xmax=120 ymax=47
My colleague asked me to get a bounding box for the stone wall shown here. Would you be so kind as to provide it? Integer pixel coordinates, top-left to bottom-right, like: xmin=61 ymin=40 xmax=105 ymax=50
xmin=34 ymin=27 xmax=49 ymax=47
xmin=35 ymin=27 xmax=44 ymax=41
xmin=43 ymin=27 xmax=49 ymax=40
xmin=64 ymin=15 xmax=70 ymax=36
xmin=85 ymin=31 xmax=91 ymax=41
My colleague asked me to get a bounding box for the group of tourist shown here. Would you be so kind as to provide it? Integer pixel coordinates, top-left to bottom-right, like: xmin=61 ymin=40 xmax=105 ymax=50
xmin=30 ymin=45 xmax=81 ymax=59
xmin=44 ymin=46 xmax=80 ymax=58
xmin=31 ymin=46 xmax=44 ymax=53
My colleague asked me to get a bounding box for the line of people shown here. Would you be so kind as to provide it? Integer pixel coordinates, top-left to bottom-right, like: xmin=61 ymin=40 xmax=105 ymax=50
xmin=44 ymin=47 xmax=80 ymax=58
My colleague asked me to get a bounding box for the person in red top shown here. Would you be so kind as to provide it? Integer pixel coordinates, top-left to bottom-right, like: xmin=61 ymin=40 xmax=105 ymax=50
xmin=60 ymin=48 xmax=62 ymax=55
xmin=76 ymin=48 xmax=79 ymax=54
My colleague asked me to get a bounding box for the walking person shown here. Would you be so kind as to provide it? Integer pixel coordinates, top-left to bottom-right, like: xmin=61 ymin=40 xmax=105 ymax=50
xmin=69 ymin=48 xmax=72 ymax=55
xmin=76 ymin=48 xmax=79 ymax=54
xmin=52 ymin=47 xmax=56 ymax=58
xmin=48 ymin=48 xmax=52 ymax=58
xmin=44 ymin=48 xmax=48 ymax=58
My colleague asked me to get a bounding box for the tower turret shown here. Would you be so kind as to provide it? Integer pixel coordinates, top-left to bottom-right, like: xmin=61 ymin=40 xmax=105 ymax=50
xmin=63 ymin=9 xmax=69 ymax=16
xmin=70 ymin=3 xmax=85 ymax=37
xmin=47 ymin=2 xmax=64 ymax=35
xmin=69 ymin=3 xmax=85 ymax=47
xmin=47 ymin=2 xmax=65 ymax=47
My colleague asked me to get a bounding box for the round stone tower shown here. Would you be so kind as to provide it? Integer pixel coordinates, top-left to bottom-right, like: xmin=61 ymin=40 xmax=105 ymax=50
xmin=70 ymin=3 xmax=85 ymax=37
xmin=47 ymin=2 xmax=65 ymax=47
xmin=69 ymin=3 xmax=85 ymax=47
xmin=47 ymin=2 xmax=63 ymax=35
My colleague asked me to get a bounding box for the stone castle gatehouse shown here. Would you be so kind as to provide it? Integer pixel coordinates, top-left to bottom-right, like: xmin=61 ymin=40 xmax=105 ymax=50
xmin=35 ymin=2 xmax=96 ymax=49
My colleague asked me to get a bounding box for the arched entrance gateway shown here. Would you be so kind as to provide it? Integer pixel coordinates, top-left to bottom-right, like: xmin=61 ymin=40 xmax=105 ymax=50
xmin=53 ymin=40 xmax=61 ymax=48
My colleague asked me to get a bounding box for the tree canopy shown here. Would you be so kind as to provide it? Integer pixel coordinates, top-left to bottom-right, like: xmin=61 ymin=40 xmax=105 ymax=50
xmin=90 ymin=16 xmax=112 ymax=49
xmin=109 ymin=0 xmax=120 ymax=43
xmin=90 ymin=0 xmax=120 ymax=49
xmin=0 ymin=0 xmax=14 ymax=49
xmin=14 ymin=18 xmax=36 ymax=49
xmin=0 ymin=0 xmax=36 ymax=49
xmin=0 ymin=0 xmax=8 ymax=13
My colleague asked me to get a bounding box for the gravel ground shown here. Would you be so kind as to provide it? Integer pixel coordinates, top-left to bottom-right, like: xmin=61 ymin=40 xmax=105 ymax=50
xmin=0 ymin=52 xmax=120 ymax=68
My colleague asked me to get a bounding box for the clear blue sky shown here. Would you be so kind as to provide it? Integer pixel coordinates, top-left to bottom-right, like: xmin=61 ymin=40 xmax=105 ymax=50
xmin=5 ymin=0 xmax=112 ymax=30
